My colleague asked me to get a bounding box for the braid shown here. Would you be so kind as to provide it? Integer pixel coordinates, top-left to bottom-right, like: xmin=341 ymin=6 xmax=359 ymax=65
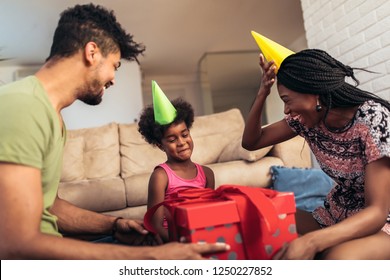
xmin=277 ymin=49 xmax=390 ymax=111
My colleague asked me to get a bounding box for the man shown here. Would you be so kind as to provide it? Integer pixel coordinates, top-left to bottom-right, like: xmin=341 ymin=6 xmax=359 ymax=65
xmin=0 ymin=3 xmax=228 ymax=259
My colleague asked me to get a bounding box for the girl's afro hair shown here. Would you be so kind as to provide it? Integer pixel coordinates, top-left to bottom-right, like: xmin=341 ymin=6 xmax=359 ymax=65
xmin=138 ymin=97 xmax=194 ymax=146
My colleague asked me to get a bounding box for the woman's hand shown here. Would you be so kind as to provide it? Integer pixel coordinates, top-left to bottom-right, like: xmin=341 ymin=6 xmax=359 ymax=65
xmin=273 ymin=234 xmax=319 ymax=260
xmin=258 ymin=53 xmax=276 ymax=97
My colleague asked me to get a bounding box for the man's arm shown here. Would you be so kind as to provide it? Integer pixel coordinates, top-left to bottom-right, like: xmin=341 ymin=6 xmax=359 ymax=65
xmin=51 ymin=196 xmax=129 ymax=236
xmin=51 ymin=196 xmax=157 ymax=245
xmin=0 ymin=163 xmax=229 ymax=259
xmin=0 ymin=162 xmax=127 ymax=259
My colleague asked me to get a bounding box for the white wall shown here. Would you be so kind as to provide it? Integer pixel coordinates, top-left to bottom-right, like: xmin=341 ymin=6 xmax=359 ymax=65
xmin=300 ymin=0 xmax=390 ymax=101
xmin=0 ymin=65 xmax=28 ymax=85
xmin=4 ymin=1 xmax=387 ymax=130
xmin=300 ymin=0 xmax=390 ymax=168
xmin=62 ymin=61 xmax=143 ymax=129
xmin=0 ymin=61 xmax=144 ymax=130
xmin=141 ymin=74 xmax=204 ymax=116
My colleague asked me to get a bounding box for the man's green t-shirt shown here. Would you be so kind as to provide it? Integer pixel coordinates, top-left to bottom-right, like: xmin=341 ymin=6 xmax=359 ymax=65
xmin=0 ymin=76 xmax=65 ymax=237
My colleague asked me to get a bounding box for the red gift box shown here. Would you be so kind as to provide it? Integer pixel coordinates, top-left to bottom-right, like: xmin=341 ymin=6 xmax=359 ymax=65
xmin=171 ymin=199 xmax=246 ymax=260
xmin=144 ymin=185 xmax=297 ymax=259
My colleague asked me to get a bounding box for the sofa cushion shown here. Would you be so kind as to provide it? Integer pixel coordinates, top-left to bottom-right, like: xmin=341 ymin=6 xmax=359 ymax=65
xmin=209 ymin=156 xmax=284 ymax=188
xmin=61 ymin=137 xmax=85 ymax=182
xmin=190 ymin=108 xmax=245 ymax=165
xmin=119 ymin=123 xmax=166 ymax=178
xmin=62 ymin=122 xmax=120 ymax=180
xmin=218 ymin=137 xmax=273 ymax=163
xmin=270 ymin=166 xmax=334 ymax=212
xmin=119 ymin=108 xmax=246 ymax=176
xmin=58 ymin=177 xmax=126 ymax=212
xmin=103 ymin=205 xmax=147 ymax=221
xmin=123 ymin=173 xmax=151 ymax=207
xmin=268 ymin=136 xmax=311 ymax=168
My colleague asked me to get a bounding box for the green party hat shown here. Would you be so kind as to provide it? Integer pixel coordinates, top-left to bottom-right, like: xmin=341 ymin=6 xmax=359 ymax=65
xmin=152 ymin=80 xmax=177 ymax=125
xmin=251 ymin=31 xmax=295 ymax=72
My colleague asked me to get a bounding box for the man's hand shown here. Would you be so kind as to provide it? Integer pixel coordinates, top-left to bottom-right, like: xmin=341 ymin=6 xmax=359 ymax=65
xmin=114 ymin=218 xmax=162 ymax=246
xmin=152 ymin=242 xmax=230 ymax=260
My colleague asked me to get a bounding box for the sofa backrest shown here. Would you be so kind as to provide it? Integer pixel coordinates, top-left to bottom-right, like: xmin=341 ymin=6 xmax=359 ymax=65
xmin=61 ymin=108 xmax=246 ymax=182
xmin=119 ymin=108 xmax=245 ymax=178
xmin=119 ymin=122 xmax=165 ymax=178
xmin=190 ymin=108 xmax=244 ymax=164
xmin=61 ymin=122 xmax=120 ymax=182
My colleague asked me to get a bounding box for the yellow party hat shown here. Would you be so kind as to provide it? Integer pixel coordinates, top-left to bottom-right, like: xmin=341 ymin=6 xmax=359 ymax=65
xmin=251 ymin=31 xmax=294 ymax=71
xmin=152 ymin=80 xmax=177 ymax=125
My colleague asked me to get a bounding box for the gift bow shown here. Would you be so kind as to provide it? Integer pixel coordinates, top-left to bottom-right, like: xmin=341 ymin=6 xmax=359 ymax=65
xmin=144 ymin=185 xmax=281 ymax=259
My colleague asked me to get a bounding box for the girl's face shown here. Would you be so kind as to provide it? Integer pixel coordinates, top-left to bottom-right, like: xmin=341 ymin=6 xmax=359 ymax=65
xmin=160 ymin=121 xmax=194 ymax=162
xmin=277 ymin=83 xmax=322 ymax=128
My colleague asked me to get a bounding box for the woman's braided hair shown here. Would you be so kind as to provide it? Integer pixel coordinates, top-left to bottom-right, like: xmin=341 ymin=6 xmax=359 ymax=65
xmin=277 ymin=49 xmax=390 ymax=111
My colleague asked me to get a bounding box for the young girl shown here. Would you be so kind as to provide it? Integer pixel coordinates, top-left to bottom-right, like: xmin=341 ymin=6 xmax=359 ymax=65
xmin=138 ymin=98 xmax=215 ymax=242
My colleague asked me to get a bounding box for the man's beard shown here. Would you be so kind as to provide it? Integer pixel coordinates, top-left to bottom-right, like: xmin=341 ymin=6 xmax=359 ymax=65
xmin=77 ymin=78 xmax=103 ymax=106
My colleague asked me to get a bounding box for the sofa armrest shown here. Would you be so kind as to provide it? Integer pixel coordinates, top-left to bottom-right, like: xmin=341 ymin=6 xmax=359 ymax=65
xmin=268 ymin=136 xmax=312 ymax=168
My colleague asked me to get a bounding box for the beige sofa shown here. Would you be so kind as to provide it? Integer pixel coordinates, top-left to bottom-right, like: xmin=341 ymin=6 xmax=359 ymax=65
xmin=58 ymin=108 xmax=311 ymax=220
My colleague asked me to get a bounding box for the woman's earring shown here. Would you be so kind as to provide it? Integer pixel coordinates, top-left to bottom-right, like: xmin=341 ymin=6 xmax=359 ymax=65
xmin=315 ymin=100 xmax=322 ymax=112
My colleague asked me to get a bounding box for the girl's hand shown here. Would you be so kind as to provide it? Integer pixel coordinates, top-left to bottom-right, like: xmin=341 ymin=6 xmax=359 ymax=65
xmin=258 ymin=54 xmax=276 ymax=97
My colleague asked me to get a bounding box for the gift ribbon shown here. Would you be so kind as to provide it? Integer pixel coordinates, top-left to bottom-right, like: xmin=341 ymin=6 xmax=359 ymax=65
xmin=143 ymin=188 xmax=217 ymax=235
xmin=144 ymin=185 xmax=280 ymax=259
xmin=215 ymin=185 xmax=279 ymax=259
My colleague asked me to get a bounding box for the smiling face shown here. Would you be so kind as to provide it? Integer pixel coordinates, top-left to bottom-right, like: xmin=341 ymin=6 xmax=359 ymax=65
xmin=160 ymin=121 xmax=194 ymax=163
xmin=77 ymin=51 xmax=121 ymax=105
xmin=277 ymin=83 xmax=323 ymax=128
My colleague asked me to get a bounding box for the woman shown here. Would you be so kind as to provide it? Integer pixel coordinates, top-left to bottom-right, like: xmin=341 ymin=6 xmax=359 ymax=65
xmin=242 ymin=49 xmax=390 ymax=259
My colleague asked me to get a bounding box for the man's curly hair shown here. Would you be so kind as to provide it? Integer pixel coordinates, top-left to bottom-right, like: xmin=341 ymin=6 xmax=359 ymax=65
xmin=46 ymin=3 xmax=145 ymax=62
xmin=138 ymin=98 xmax=195 ymax=146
